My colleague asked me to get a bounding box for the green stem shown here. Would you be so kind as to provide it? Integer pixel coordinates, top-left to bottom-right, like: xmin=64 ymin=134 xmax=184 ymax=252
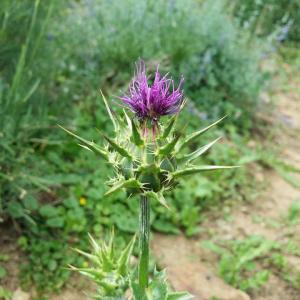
xmin=138 ymin=195 xmax=150 ymax=290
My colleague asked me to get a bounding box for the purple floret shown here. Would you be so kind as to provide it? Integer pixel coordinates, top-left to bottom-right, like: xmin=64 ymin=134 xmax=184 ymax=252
xmin=119 ymin=60 xmax=184 ymax=121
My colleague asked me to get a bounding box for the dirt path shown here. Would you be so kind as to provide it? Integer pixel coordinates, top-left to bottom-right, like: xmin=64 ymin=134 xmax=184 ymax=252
xmin=152 ymin=64 xmax=300 ymax=300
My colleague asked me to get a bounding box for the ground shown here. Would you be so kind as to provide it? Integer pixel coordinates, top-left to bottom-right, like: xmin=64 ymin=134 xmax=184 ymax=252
xmin=2 ymin=60 xmax=300 ymax=299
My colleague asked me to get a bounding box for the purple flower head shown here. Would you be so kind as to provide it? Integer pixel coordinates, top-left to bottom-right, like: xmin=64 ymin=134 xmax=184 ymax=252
xmin=119 ymin=60 xmax=184 ymax=121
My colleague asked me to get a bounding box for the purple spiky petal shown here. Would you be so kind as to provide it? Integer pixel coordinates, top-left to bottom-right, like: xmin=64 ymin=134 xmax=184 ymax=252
xmin=119 ymin=60 xmax=184 ymax=121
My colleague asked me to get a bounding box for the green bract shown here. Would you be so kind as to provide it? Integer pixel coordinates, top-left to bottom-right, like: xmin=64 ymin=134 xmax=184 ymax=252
xmin=60 ymin=93 xmax=237 ymax=207
xmin=70 ymin=231 xmax=136 ymax=299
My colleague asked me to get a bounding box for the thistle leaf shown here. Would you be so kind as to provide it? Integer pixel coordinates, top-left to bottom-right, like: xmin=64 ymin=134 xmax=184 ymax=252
xmin=99 ymin=89 xmax=118 ymax=131
xmin=101 ymin=133 xmax=132 ymax=159
xmin=144 ymin=190 xmax=169 ymax=209
xmin=172 ymin=165 xmax=239 ymax=178
xmin=131 ymin=281 xmax=147 ymax=300
xmin=123 ymin=109 xmax=132 ymax=130
xmin=117 ymin=234 xmax=136 ymax=276
xmin=105 ymin=178 xmax=142 ymax=196
xmin=68 ymin=265 xmax=105 ymax=280
xmin=131 ymin=119 xmax=144 ymax=146
xmin=108 ymin=227 xmax=115 ymax=259
xmin=176 ymin=116 xmax=227 ymax=152
xmin=159 ymin=134 xmax=180 ymax=156
xmin=72 ymin=248 xmax=98 ymax=264
xmin=180 ymin=137 xmax=222 ymax=164
xmin=58 ymin=125 xmax=108 ymax=160
xmin=163 ymin=115 xmax=177 ymax=139
xmin=88 ymin=233 xmax=101 ymax=252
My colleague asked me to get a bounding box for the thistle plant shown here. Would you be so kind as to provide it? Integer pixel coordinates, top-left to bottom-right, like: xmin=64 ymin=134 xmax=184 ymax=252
xmin=61 ymin=60 xmax=237 ymax=299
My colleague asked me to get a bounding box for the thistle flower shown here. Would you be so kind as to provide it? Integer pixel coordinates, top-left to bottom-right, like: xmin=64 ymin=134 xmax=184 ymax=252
xmin=119 ymin=60 xmax=184 ymax=122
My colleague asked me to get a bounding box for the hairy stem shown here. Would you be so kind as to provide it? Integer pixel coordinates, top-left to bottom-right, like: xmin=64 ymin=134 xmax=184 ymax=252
xmin=138 ymin=195 xmax=150 ymax=289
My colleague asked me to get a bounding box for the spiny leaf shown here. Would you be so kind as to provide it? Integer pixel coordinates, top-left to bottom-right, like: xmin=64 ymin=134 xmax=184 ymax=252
xmin=117 ymin=234 xmax=136 ymax=276
xmin=72 ymin=248 xmax=98 ymax=264
xmin=123 ymin=109 xmax=132 ymax=130
xmin=99 ymin=89 xmax=118 ymax=131
xmin=101 ymin=133 xmax=132 ymax=159
xmin=108 ymin=227 xmax=115 ymax=259
xmin=58 ymin=125 xmax=108 ymax=160
xmin=144 ymin=191 xmax=169 ymax=209
xmin=88 ymin=233 xmax=101 ymax=253
xmin=105 ymin=178 xmax=142 ymax=196
xmin=172 ymin=165 xmax=239 ymax=178
xmin=68 ymin=265 xmax=104 ymax=280
xmin=176 ymin=116 xmax=227 ymax=152
xmin=131 ymin=281 xmax=147 ymax=300
xmin=158 ymin=134 xmax=181 ymax=156
xmin=131 ymin=119 xmax=144 ymax=146
xmin=180 ymin=137 xmax=222 ymax=164
xmin=163 ymin=115 xmax=177 ymax=139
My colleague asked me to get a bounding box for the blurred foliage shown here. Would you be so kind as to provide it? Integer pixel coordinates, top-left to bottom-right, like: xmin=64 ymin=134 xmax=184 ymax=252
xmin=59 ymin=0 xmax=269 ymax=129
xmin=230 ymin=0 xmax=300 ymax=43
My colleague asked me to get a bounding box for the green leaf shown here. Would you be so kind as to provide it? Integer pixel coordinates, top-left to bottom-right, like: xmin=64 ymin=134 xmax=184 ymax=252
xmin=172 ymin=165 xmax=239 ymax=179
xmin=163 ymin=116 xmax=177 ymax=139
xmin=201 ymin=241 xmax=226 ymax=255
xmin=102 ymin=133 xmax=132 ymax=159
xmin=48 ymin=259 xmax=58 ymax=271
xmin=46 ymin=217 xmax=64 ymax=228
xmin=99 ymin=89 xmax=118 ymax=131
xmin=176 ymin=116 xmax=227 ymax=151
xmin=147 ymin=277 xmax=168 ymax=300
xmin=159 ymin=134 xmax=180 ymax=156
xmin=131 ymin=119 xmax=144 ymax=146
xmin=152 ymin=220 xmax=181 ymax=234
xmin=73 ymin=248 xmax=98 ymax=264
xmin=123 ymin=109 xmax=132 ymax=128
xmin=7 ymin=201 xmax=24 ymax=218
xmin=39 ymin=205 xmax=58 ymax=217
xmin=0 ymin=266 xmax=7 ymax=279
xmin=131 ymin=281 xmax=147 ymax=300
xmin=180 ymin=137 xmax=222 ymax=164
xmin=144 ymin=191 xmax=169 ymax=209
xmin=58 ymin=125 xmax=108 ymax=160
xmin=117 ymin=234 xmax=136 ymax=276
xmin=23 ymin=195 xmax=39 ymax=211
xmin=167 ymin=292 xmax=194 ymax=300
xmin=105 ymin=178 xmax=142 ymax=196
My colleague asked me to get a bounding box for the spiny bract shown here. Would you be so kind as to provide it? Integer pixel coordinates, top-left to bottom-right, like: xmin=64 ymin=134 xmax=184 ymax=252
xmin=60 ymin=64 xmax=237 ymax=208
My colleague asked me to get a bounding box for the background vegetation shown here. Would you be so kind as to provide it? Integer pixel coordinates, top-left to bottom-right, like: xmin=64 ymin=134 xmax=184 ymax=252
xmin=0 ymin=0 xmax=299 ymax=297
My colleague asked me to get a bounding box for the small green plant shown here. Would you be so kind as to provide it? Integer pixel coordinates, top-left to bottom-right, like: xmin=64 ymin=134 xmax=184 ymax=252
xmin=63 ymin=61 xmax=237 ymax=298
xmin=286 ymin=201 xmax=300 ymax=225
xmin=70 ymin=231 xmax=136 ymax=299
xmin=0 ymin=286 xmax=12 ymax=300
xmin=203 ymin=236 xmax=277 ymax=292
xmin=230 ymin=0 xmax=300 ymax=43
xmin=19 ymin=236 xmax=77 ymax=292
